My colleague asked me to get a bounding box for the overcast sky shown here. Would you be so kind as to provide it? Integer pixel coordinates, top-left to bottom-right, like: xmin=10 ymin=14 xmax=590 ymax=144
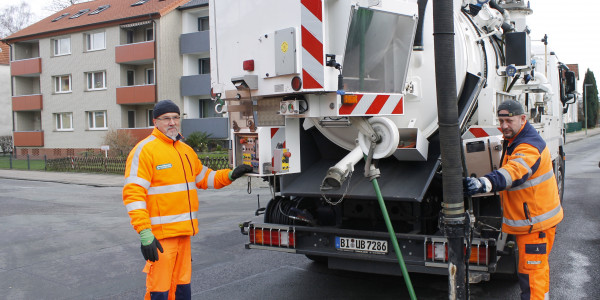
xmin=2 ymin=0 xmax=597 ymax=89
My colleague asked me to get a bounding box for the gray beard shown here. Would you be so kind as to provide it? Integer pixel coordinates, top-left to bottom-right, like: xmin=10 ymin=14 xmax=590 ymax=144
xmin=167 ymin=133 xmax=178 ymax=140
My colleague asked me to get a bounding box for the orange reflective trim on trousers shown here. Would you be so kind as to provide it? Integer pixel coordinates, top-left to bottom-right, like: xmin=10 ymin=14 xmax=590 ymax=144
xmin=516 ymin=227 xmax=556 ymax=300
xmin=143 ymin=236 xmax=192 ymax=300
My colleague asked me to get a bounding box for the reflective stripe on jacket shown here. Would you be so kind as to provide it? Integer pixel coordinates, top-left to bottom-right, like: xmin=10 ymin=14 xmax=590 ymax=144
xmin=122 ymin=128 xmax=232 ymax=239
xmin=484 ymin=121 xmax=563 ymax=234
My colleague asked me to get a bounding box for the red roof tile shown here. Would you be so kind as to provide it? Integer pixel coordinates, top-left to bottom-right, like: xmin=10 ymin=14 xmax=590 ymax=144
xmin=0 ymin=42 xmax=9 ymax=65
xmin=3 ymin=0 xmax=189 ymax=43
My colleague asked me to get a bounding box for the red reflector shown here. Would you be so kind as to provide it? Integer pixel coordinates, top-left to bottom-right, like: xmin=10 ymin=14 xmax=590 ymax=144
xmin=291 ymin=76 xmax=302 ymax=91
xmin=243 ymin=60 xmax=254 ymax=71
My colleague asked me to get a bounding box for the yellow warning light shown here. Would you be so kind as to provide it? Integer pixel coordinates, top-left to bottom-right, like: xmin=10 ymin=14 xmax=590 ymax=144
xmin=342 ymin=94 xmax=358 ymax=105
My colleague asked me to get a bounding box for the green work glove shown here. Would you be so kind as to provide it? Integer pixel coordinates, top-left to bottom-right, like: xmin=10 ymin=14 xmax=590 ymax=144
xmin=229 ymin=164 xmax=253 ymax=180
xmin=140 ymin=228 xmax=163 ymax=262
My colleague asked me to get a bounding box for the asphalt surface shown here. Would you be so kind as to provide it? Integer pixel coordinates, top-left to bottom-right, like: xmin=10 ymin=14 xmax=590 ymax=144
xmin=0 ymin=127 xmax=598 ymax=299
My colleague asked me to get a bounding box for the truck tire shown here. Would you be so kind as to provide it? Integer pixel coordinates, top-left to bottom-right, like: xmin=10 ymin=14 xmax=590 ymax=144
xmin=553 ymin=154 xmax=565 ymax=203
xmin=493 ymin=236 xmax=518 ymax=281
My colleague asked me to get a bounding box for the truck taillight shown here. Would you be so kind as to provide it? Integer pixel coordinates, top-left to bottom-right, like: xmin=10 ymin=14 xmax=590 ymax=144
xmin=249 ymin=227 xmax=295 ymax=248
xmin=426 ymin=242 xmax=489 ymax=266
xmin=291 ymin=76 xmax=302 ymax=91
xmin=468 ymin=244 xmax=489 ymax=265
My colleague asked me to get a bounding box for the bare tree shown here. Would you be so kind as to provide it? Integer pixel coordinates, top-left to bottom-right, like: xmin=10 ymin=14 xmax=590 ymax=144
xmin=0 ymin=3 xmax=34 ymax=38
xmin=44 ymin=0 xmax=89 ymax=13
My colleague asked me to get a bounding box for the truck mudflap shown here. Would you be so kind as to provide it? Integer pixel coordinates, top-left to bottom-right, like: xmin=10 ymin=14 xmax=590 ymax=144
xmin=242 ymin=222 xmax=497 ymax=277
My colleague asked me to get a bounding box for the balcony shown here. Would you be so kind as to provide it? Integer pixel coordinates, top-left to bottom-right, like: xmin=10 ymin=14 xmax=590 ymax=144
xmin=115 ymin=41 xmax=155 ymax=64
xmin=180 ymin=31 xmax=209 ymax=54
xmin=116 ymin=84 xmax=156 ymax=105
xmin=181 ymin=118 xmax=229 ymax=139
xmin=180 ymin=74 xmax=211 ymax=96
xmin=11 ymin=58 xmax=42 ymax=76
xmin=12 ymin=94 xmax=43 ymax=111
xmin=14 ymin=131 xmax=44 ymax=147
xmin=118 ymin=128 xmax=153 ymax=144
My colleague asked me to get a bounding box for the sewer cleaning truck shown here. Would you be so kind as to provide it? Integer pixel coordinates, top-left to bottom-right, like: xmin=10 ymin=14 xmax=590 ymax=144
xmin=208 ymin=0 xmax=576 ymax=281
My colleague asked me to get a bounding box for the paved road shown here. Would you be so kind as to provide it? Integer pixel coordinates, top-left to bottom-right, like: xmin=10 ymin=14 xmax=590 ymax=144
xmin=0 ymin=129 xmax=599 ymax=299
xmin=0 ymin=177 xmax=518 ymax=299
xmin=551 ymin=132 xmax=600 ymax=299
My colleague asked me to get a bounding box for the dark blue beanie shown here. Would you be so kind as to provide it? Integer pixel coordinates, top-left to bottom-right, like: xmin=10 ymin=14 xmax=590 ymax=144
xmin=153 ymin=100 xmax=180 ymax=119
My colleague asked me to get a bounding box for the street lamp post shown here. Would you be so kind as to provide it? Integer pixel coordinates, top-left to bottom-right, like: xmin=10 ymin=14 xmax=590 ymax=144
xmin=584 ymin=83 xmax=592 ymax=136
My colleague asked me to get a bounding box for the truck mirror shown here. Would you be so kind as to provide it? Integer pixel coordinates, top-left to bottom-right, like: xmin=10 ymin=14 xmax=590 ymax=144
xmin=565 ymin=71 xmax=576 ymax=94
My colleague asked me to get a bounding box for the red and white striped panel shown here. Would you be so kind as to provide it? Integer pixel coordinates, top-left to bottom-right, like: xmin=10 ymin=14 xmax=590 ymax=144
xmin=270 ymin=128 xmax=286 ymax=171
xmin=462 ymin=127 xmax=503 ymax=139
xmin=338 ymin=93 xmax=404 ymax=116
xmin=301 ymin=0 xmax=324 ymax=89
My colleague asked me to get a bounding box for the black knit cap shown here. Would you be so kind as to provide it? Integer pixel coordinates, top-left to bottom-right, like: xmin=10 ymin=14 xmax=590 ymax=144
xmin=153 ymin=100 xmax=180 ymax=119
xmin=497 ymin=99 xmax=525 ymax=117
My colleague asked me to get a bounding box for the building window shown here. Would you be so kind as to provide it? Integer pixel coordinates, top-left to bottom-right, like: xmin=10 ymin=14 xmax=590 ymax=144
xmin=53 ymin=37 xmax=71 ymax=56
xmin=87 ymin=111 xmax=107 ymax=130
xmin=198 ymin=17 xmax=209 ymax=31
xmin=131 ymin=0 xmax=150 ymax=7
xmin=54 ymin=75 xmax=71 ymax=93
xmin=145 ymin=28 xmax=153 ymax=41
xmin=146 ymin=68 xmax=155 ymax=85
xmin=128 ymin=111 xmax=136 ymax=128
xmin=126 ymin=30 xmax=134 ymax=44
xmin=147 ymin=109 xmax=154 ymax=126
xmin=89 ymin=5 xmax=110 ymax=15
xmin=55 ymin=112 xmax=73 ymax=131
xmin=127 ymin=70 xmax=135 ymax=86
xmin=86 ymin=71 xmax=106 ymax=90
xmin=200 ymin=99 xmax=220 ymax=118
xmin=69 ymin=9 xmax=90 ymax=19
xmin=52 ymin=13 xmax=69 ymax=22
xmin=86 ymin=32 xmax=106 ymax=51
xmin=199 ymin=58 xmax=210 ymax=74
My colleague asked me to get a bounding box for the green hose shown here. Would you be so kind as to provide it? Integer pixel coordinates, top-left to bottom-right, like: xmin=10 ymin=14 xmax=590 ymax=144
xmin=371 ymin=177 xmax=417 ymax=300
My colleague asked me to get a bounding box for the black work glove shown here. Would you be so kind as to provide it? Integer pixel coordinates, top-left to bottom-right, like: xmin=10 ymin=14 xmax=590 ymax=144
xmin=229 ymin=164 xmax=254 ymax=180
xmin=140 ymin=229 xmax=164 ymax=262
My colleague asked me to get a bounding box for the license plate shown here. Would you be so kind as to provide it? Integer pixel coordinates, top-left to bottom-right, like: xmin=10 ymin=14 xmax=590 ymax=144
xmin=335 ymin=236 xmax=388 ymax=254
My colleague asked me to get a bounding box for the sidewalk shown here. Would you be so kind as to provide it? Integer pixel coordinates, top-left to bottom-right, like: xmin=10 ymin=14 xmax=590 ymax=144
xmin=0 ymin=168 xmax=268 ymax=189
xmin=565 ymin=126 xmax=600 ymax=144
xmin=0 ymin=127 xmax=598 ymax=187
xmin=0 ymin=169 xmax=124 ymax=187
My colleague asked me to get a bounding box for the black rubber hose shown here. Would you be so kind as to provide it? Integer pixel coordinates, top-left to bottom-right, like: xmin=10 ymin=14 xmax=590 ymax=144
xmin=506 ymin=73 xmax=521 ymax=93
xmin=413 ymin=0 xmax=428 ymax=51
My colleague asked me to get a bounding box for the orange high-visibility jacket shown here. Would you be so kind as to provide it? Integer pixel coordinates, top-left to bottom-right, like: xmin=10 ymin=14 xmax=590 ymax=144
xmin=123 ymin=128 xmax=232 ymax=239
xmin=484 ymin=121 xmax=563 ymax=234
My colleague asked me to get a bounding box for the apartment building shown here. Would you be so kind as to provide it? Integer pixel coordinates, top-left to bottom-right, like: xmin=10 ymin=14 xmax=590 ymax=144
xmin=178 ymin=0 xmax=228 ymax=144
xmin=3 ymin=0 xmax=190 ymax=158
xmin=0 ymin=42 xmax=10 ymax=137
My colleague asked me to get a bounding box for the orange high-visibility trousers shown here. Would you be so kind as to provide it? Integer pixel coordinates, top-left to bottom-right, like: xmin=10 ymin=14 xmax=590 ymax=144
xmin=516 ymin=226 xmax=556 ymax=300
xmin=143 ymin=236 xmax=192 ymax=300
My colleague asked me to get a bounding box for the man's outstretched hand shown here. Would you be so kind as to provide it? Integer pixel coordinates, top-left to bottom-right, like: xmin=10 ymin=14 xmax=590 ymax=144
xmin=229 ymin=164 xmax=253 ymax=180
